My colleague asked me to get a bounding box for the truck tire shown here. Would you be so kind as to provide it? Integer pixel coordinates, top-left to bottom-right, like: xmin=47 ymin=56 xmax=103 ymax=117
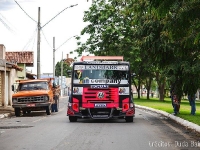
xmin=46 ymin=105 xmax=52 ymax=115
xmin=15 ymin=108 xmax=21 ymax=117
xmin=69 ymin=116 xmax=77 ymax=122
xmin=125 ymin=116 xmax=133 ymax=122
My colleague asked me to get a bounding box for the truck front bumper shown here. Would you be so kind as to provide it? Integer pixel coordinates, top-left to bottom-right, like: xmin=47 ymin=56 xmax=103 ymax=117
xmin=67 ymin=107 xmax=135 ymax=119
xmin=12 ymin=102 xmax=50 ymax=108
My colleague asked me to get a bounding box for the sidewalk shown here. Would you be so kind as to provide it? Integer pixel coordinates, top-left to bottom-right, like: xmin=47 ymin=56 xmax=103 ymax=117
xmin=0 ymin=106 xmax=14 ymax=119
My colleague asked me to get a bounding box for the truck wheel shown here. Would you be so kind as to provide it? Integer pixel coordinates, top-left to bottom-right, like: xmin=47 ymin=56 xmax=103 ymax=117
xmin=15 ymin=108 xmax=21 ymax=117
xmin=46 ymin=105 xmax=52 ymax=115
xmin=125 ymin=116 xmax=133 ymax=122
xmin=69 ymin=116 xmax=77 ymax=122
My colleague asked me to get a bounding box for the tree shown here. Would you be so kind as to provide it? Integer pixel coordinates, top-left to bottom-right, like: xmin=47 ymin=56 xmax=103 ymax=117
xmin=55 ymin=61 xmax=72 ymax=77
xmin=150 ymin=0 xmax=200 ymax=99
xmin=76 ymin=0 xmax=200 ymax=103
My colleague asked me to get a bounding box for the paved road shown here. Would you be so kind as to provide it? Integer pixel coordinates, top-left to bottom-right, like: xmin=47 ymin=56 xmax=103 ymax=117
xmin=0 ymin=97 xmax=200 ymax=150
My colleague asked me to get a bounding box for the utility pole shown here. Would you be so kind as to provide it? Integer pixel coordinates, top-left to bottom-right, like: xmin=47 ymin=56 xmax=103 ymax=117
xmin=53 ymin=37 xmax=55 ymax=78
xmin=61 ymin=51 xmax=63 ymax=96
xmin=37 ymin=7 xmax=41 ymax=79
xmin=35 ymin=4 xmax=78 ymax=79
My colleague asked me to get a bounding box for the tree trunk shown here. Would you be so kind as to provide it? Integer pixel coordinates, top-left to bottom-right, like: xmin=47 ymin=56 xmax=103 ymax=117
xmin=158 ymin=83 xmax=165 ymax=101
xmin=146 ymin=77 xmax=152 ymax=100
xmin=132 ymin=77 xmax=141 ymax=99
xmin=155 ymin=72 xmax=166 ymax=101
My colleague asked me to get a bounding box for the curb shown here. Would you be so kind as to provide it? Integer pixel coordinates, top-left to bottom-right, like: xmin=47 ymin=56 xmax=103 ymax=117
xmin=0 ymin=112 xmax=13 ymax=119
xmin=136 ymin=105 xmax=200 ymax=133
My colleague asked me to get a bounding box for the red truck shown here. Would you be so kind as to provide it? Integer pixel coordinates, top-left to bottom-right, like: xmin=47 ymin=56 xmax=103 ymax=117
xmin=67 ymin=56 xmax=135 ymax=122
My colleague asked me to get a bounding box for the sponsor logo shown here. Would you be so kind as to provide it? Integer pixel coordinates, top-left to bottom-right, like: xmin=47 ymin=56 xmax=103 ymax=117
xmin=119 ymin=87 xmax=126 ymax=94
xmin=91 ymin=85 xmax=109 ymax=89
xmin=97 ymin=92 xmax=104 ymax=99
xmin=85 ymin=65 xmax=118 ymax=70
xmin=73 ymin=87 xmax=79 ymax=93
xmin=83 ymin=77 xmax=89 ymax=83
xmin=94 ymin=103 xmax=106 ymax=108
xmin=91 ymin=79 xmax=121 ymax=84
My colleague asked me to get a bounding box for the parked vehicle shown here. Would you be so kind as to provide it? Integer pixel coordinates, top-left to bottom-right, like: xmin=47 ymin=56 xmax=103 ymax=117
xmin=12 ymin=78 xmax=60 ymax=116
xmin=67 ymin=56 xmax=135 ymax=122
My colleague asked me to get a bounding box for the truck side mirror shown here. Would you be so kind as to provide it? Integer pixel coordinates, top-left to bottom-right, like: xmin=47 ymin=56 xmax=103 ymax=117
xmin=11 ymin=85 xmax=15 ymax=91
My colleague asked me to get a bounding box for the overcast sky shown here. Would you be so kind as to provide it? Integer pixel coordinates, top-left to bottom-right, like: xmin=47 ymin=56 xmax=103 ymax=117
xmin=0 ymin=0 xmax=92 ymax=74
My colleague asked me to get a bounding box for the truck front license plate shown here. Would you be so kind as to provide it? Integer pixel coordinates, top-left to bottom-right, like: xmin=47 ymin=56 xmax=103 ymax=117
xmin=27 ymin=104 xmax=35 ymax=107
xmin=94 ymin=103 xmax=106 ymax=108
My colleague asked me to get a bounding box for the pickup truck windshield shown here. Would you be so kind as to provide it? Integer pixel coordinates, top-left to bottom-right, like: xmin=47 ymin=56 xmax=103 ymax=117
xmin=18 ymin=81 xmax=49 ymax=91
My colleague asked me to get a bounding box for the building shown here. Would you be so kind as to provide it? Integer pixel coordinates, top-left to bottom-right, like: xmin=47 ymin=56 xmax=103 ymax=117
xmin=0 ymin=44 xmax=34 ymax=107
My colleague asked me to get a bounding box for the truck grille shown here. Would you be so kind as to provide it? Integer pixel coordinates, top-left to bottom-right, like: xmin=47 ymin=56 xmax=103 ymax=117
xmin=83 ymin=88 xmax=118 ymax=101
xmin=17 ymin=96 xmax=46 ymax=103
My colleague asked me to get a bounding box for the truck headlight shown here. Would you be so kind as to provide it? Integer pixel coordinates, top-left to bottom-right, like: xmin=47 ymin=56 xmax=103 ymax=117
xmin=44 ymin=96 xmax=49 ymax=101
xmin=12 ymin=98 xmax=18 ymax=103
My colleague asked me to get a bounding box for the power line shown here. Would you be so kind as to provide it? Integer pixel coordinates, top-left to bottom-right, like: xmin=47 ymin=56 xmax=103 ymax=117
xmin=41 ymin=29 xmax=53 ymax=49
xmin=31 ymin=30 xmax=37 ymax=50
xmin=41 ymin=4 xmax=78 ymax=29
xmin=55 ymin=35 xmax=78 ymax=51
xmin=0 ymin=12 xmax=17 ymax=32
xmin=0 ymin=17 xmax=14 ymax=33
xmin=22 ymin=26 xmax=37 ymax=51
xmin=14 ymin=0 xmax=37 ymax=23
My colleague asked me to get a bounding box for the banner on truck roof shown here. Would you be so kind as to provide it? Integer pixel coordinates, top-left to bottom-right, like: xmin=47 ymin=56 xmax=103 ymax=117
xmin=73 ymin=79 xmax=129 ymax=84
xmin=74 ymin=65 xmax=128 ymax=70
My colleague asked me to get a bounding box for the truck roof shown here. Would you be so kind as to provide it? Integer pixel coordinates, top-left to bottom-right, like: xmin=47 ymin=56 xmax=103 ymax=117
xmin=80 ymin=56 xmax=124 ymax=61
xmin=73 ymin=61 xmax=130 ymax=65
xmin=75 ymin=56 xmax=130 ymax=65
xmin=16 ymin=78 xmax=54 ymax=83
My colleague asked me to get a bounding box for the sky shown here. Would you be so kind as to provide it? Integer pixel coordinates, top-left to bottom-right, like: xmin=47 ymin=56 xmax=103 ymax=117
xmin=0 ymin=0 xmax=92 ymax=74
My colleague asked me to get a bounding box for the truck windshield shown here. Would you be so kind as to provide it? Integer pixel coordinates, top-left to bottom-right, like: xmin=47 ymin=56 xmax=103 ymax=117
xmin=18 ymin=81 xmax=49 ymax=91
xmin=73 ymin=64 xmax=129 ymax=84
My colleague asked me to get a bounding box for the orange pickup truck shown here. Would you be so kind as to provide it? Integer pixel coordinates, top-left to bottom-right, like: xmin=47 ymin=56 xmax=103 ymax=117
xmin=12 ymin=78 xmax=60 ymax=117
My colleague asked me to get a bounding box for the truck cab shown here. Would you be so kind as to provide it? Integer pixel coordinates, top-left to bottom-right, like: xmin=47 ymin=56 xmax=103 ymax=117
xmin=67 ymin=56 xmax=135 ymax=122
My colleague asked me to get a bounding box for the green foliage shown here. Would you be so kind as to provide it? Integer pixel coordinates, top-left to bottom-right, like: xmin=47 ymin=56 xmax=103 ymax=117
xmin=55 ymin=61 xmax=72 ymax=77
xmin=75 ymin=0 xmax=200 ymax=100
xmin=134 ymin=97 xmax=200 ymax=125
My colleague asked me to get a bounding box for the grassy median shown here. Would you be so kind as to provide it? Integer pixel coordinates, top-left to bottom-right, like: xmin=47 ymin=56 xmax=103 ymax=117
xmin=133 ymin=96 xmax=200 ymax=126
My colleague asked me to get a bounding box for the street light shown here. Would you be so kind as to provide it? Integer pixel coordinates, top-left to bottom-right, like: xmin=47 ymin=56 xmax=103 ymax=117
xmin=53 ymin=35 xmax=77 ymax=79
xmin=36 ymin=4 xmax=78 ymax=78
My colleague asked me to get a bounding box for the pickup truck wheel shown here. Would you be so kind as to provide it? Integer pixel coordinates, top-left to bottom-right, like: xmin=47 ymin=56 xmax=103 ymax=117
xmin=69 ymin=116 xmax=77 ymax=122
xmin=125 ymin=116 xmax=133 ymax=122
xmin=46 ymin=106 xmax=51 ymax=115
xmin=15 ymin=108 xmax=21 ymax=117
